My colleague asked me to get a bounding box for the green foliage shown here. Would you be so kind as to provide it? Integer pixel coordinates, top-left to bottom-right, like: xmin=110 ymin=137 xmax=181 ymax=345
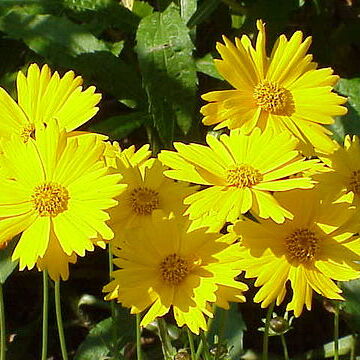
xmin=0 ymin=237 xmax=18 ymax=284
xmin=136 ymin=4 xmax=197 ymax=146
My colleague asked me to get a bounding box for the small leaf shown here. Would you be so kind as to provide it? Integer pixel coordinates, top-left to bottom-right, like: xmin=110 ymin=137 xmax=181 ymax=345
xmin=74 ymin=317 xmax=113 ymax=360
xmin=136 ymin=4 xmax=198 ymax=146
xmin=0 ymin=236 xmax=19 ymax=284
xmin=330 ymin=78 xmax=360 ymax=141
xmin=207 ymin=304 xmax=246 ymax=359
xmin=195 ymin=53 xmax=223 ymax=80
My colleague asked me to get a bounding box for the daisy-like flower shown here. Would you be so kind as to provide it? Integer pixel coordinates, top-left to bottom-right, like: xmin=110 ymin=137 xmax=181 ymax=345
xmin=103 ymin=216 xmax=247 ymax=334
xmin=0 ymin=63 xmax=101 ymax=143
xmin=0 ymin=120 xmax=123 ymax=280
xmin=159 ymin=128 xmax=321 ymax=226
xmin=232 ymin=189 xmax=360 ymax=317
xmin=109 ymin=158 xmax=196 ymax=240
xmin=201 ymin=20 xmax=347 ymax=154
xmin=103 ymin=141 xmax=151 ymax=169
xmin=315 ymin=135 xmax=360 ymax=206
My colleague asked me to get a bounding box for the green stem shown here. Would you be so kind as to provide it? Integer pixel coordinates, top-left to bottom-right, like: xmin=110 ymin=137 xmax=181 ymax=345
xmin=41 ymin=271 xmax=49 ymax=360
xmin=55 ymin=281 xmax=68 ymax=360
xmin=334 ymin=302 xmax=339 ymax=360
xmin=195 ymin=338 xmax=203 ymax=360
xmin=0 ymin=283 xmax=6 ymax=360
xmin=280 ymin=334 xmax=289 ymax=360
xmin=187 ymin=328 xmax=196 ymax=360
xmin=136 ymin=313 xmax=142 ymax=360
xmin=157 ymin=318 xmax=173 ymax=360
xmin=263 ymin=302 xmax=275 ymax=360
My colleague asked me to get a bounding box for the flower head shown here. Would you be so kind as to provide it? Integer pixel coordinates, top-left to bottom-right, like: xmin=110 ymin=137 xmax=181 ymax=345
xmin=159 ymin=128 xmax=320 ymax=227
xmin=201 ymin=20 xmax=347 ymax=154
xmin=0 ymin=64 xmax=101 ymax=143
xmin=0 ymin=120 xmax=123 ymax=280
xmin=315 ymin=135 xmax=360 ymax=206
xmin=232 ymin=189 xmax=360 ymax=317
xmin=109 ymin=157 xmax=196 ymax=240
xmin=103 ymin=216 xmax=247 ymax=334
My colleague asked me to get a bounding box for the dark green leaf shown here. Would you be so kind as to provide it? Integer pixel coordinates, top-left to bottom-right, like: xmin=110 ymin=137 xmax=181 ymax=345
xmin=0 ymin=236 xmax=19 ymax=284
xmin=187 ymin=0 xmax=220 ymax=28
xmin=207 ymin=304 xmax=246 ymax=359
xmin=335 ymin=78 xmax=360 ymax=139
xmin=0 ymin=9 xmax=145 ymax=106
xmin=340 ymin=279 xmax=360 ymax=332
xmin=195 ymin=53 xmax=223 ymax=80
xmin=63 ymin=0 xmax=139 ymax=34
xmin=90 ymin=112 xmax=148 ymax=139
xmin=136 ymin=4 xmax=198 ymax=145
xmin=74 ymin=317 xmax=113 ymax=360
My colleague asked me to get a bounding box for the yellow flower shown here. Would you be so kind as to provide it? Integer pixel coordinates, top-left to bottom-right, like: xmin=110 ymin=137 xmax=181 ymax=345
xmin=315 ymin=135 xmax=360 ymax=206
xmin=0 ymin=63 xmax=101 ymax=143
xmin=232 ymin=189 xmax=360 ymax=317
xmin=103 ymin=141 xmax=151 ymax=169
xmin=109 ymin=158 xmax=196 ymax=242
xmin=103 ymin=216 xmax=247 ymax=334
xmin=0 ymin=120 xmax=123 ymax=280
xmin=201 ymin=20 xmax=347 ymax=154
xmin=159 ymin=128 xmax=320 ymax=226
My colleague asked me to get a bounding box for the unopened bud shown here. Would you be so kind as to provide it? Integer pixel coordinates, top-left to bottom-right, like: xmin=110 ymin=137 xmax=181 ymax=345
xmin=270 ymin=316 xmax=289 ymax=334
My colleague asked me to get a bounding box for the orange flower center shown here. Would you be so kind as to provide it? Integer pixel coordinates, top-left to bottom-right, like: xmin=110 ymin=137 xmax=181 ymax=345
xmin=253 ymin=80 xmax=294 ymax=115
xmin=285 ymin=228 xmax=319 ymax=263
xmin=349 ymin=170 xmax=360 ymax=196
xmin=32 ymin=182 xmax=69 ymax=217
xmin=20 ymin=123 xmax=35 ymax=143
xmin=226 ymin=164 xmax=263 ymax=188
xmin=159 ymin=253 xmax=190 ymax=285
xmin=129 ymin=187 xmax=159 ymax=215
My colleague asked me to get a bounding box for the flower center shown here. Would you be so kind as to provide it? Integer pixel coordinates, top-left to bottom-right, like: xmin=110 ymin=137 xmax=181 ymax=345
xmin=285 ymin=228 xmax=319 ymax=263
xmin=159 ymin=253 xmax=190 ymax=285
xmin=129 ymin=187 xmax=159 ymax=215
xmin=349 ymin=170 xmax=360 ymax=196
xmin=226 ymin=164 xmax=263 ymax=188
xmin=20 ymin=123 xmax=35 ymax=143
xmin=253 ymin=80 xmax=294 ymax=115
xmin=32 ymin=182 xmax=69 ymax=217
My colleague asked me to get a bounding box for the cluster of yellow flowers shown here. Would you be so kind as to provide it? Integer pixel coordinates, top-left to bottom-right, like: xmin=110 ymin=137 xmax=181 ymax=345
xmin=1 ymin=20 xmax=360 ymax=335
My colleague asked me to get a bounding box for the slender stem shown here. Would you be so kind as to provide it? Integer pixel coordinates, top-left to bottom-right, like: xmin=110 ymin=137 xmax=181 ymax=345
xmin=55 ymin=281 xmax=68 ymax=360
xmin=195 ymin=338 xmax=203 ymax=360
xmin=0 ymin=283 xmax=6 ymax=360
xmin=136 ymin=313 xmax=142 ymax=360
xmin=280 ymin=334 xmax=289 ymax=360
xmin=41 ymin=271 xmax=49 ymax=360
xmin=187 ymin=328 xmax=196 ymax=360
xmin=263 ymin=302 xmax=275 ymax=360
xmin=334 ymin=302 xmax=339 ymax=360
xmin=157 ymin=318 xmax=173 ymax=360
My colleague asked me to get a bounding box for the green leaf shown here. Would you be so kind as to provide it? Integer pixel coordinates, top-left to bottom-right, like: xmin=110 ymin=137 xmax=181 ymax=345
xmin=136 ymin=4 xmax=198 ymax=146
xmin=0 ymin=9 xmax=145 ymax=106
xmin=207 ymin=304 xmax=246 ymax=359
xmin=132 ymin=0 xmax=154 ymax=18
xmin=340 ymin=279 xmax=360 ymax=332
xmin=74 ymin=317 xmax=113 ymax=360
xmin=0 ymin=236 xmax=19 ymax=284
xmin=63 ymin=0 xmax=140 ymax=34
xmin=195 ymin=53 xmax=223 ymax=80
xmin=187 ymin=0 xmax=220 ymax=28
xmin=90 ymin=112 xmax=148 ymax=139
xmin=335 ymin=78 xmax=360 ymax=135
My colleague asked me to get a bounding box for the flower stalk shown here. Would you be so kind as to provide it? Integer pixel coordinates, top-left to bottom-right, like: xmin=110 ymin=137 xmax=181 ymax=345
xmin=55 ymin=281 xmax=68 ymax=360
